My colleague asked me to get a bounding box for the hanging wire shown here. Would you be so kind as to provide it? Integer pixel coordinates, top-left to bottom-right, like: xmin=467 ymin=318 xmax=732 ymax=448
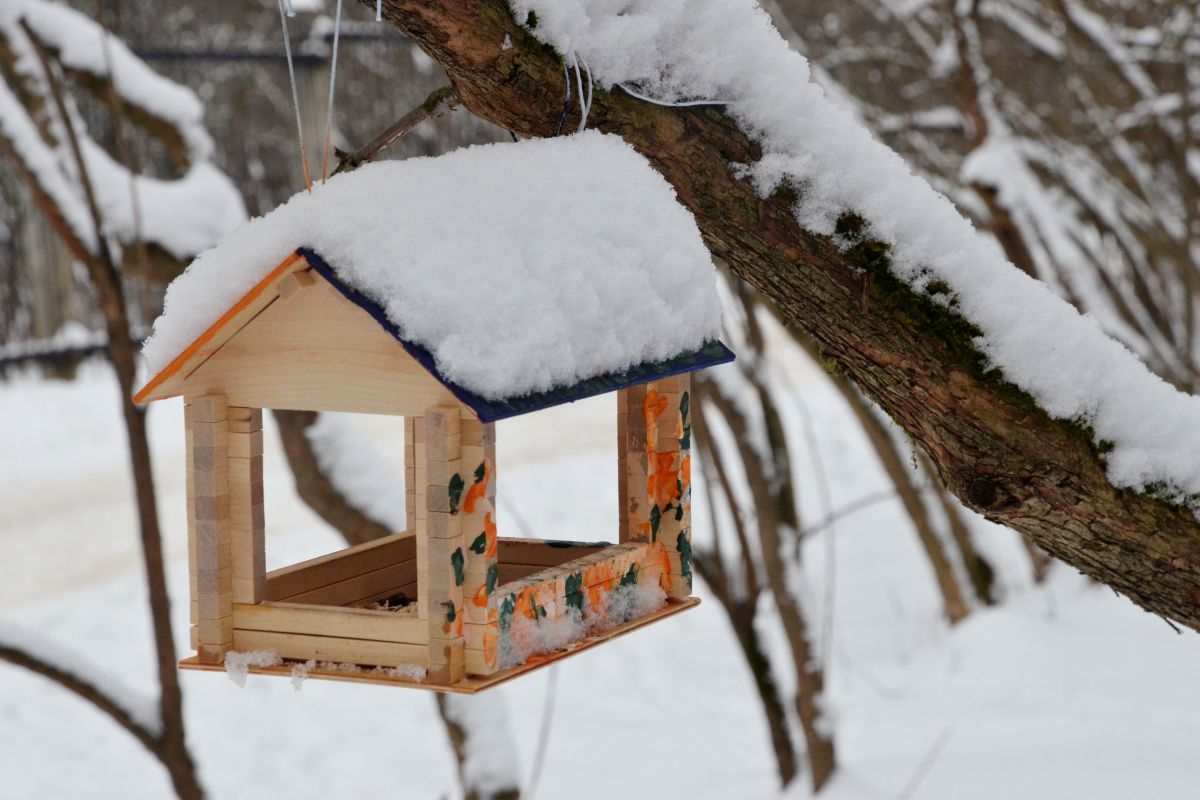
xmin=277 ymin=0 xmax=312 ymax=191
xmin=319 ymin=0 xmax=345 ymax=183
xmin=617 ymin=82 xmax=731 ymax=107
xmin=524 ymin=666 xmax=559 ymax=800
xmin=554 ymin=59 xmax=573 ymax=136
xmin=569 ymin=53 xmax=594 ymax=133
xmin=570 ymin=53 xmax=587 ymax=133
xmin=580 ymin=56 xmax=594 ymax=127
xmin=375 ymin=0 xmax=383 ymax=22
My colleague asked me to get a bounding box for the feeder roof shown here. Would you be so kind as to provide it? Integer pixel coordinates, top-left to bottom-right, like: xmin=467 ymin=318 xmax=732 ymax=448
xmin=136 ymin=132 xmax=731 ymax=418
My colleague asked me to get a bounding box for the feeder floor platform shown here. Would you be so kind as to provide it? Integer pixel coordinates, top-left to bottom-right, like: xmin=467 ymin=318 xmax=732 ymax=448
xmin=180 ymin=596 xmax=699 ymax=694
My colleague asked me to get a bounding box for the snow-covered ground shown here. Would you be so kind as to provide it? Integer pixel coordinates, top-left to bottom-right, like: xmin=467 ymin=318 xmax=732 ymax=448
xmin=2 ymin=359 xmax=1199 ymax=799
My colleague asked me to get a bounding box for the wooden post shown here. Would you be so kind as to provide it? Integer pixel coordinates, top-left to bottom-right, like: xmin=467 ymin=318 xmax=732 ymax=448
xmin=185 ymin=403 xmax=197 ymax=650
xmin=405 ymin=416 xmax=417 ymax=534
xmin=228 ymin=407 xmax=265 ymax=604
xmin=461 ymin=417 xmax=499 ymax=676
xmin=190 ymin=394 xmax=233 ymax=663
xmin=413 ymin=415 xmax=426 ymax=619
xmin=618 ymin=384 xmax=650 ymax=543
xmin=620 ymin=376 xmax=694 ymax=599
xmin=422 ymin=406 xmax=465 ymax=684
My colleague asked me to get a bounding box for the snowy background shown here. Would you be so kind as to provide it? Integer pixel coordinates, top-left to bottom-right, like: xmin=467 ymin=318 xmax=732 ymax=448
xmin=3 ymin=0 xmax=1200 ymax=797
xmin=3 ymin=354 xmax=1199 ymax=799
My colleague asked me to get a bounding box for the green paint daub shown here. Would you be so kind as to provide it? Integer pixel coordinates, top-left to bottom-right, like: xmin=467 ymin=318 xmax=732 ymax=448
xmin=451 ymin=548 xmax=465 ymax=586
xmin=485 ymin=563 xmax=499 ymax=594
xmin=676 ymin=531 xmax=693 ymax=581
xmin=474 ymin=462 xmax=486 ymax=483
xmin=565 ymin=573 xmax=585 ymax=612
xmin=442 ymin=601 xmax=456 ymax=623
xmin=564 ymin=592 xmax=586 ymax=613
xmin=447 ymin=473 xmax=465 ymax=514
xmin=679 ymin=392 xmax=692 ymax=450
xmin=650 ymin=504 xmax=662 ymax=539
xmin=620 ymin=564 xmax=639 ymax=587
xmin=470 ymin=531 xmax=487 ymax=555
xmin=499 ymin=594 xmax=515 ymax=632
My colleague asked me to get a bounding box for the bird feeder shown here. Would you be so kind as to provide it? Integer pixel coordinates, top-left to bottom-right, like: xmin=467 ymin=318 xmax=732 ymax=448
xmin=133 ymin=133 xmax=734 ymax=692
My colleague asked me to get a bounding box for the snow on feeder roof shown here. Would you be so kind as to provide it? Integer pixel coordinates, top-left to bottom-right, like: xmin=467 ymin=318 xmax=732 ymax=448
xmin=136 ymin=132 xmax=731 ymax=420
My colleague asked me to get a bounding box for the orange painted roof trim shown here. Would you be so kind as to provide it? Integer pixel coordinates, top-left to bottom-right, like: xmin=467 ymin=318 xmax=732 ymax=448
xmin=133 ymin=253 xmax=302 ymax=404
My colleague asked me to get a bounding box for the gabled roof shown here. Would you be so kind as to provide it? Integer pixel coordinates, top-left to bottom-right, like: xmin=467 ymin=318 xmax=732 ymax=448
xmin=300 ymin=248 xmax=732 ymax=422
xmin=135 ymin=132 xmax=733 ymax=417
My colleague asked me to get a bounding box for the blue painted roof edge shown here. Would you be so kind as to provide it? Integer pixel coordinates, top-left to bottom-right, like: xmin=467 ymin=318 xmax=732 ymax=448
xmin=296 ymin=247 xmax=735 ymax=423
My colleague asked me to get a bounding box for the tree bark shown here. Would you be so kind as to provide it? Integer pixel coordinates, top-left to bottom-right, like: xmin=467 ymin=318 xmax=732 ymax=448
xmin=365 ymin=0 xmax=1200 ymax=631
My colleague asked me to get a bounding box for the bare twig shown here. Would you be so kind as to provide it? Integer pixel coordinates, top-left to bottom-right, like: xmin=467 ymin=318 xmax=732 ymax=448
xmin=16 ymin=21 xmax=202 ymax=798
xmin=332 ymin=84 xmax=459 ymax=175
xmin=897 ymin=728 xmax=954 ymax=800
xmin=0 ymin=640 xmax=159 ymax=753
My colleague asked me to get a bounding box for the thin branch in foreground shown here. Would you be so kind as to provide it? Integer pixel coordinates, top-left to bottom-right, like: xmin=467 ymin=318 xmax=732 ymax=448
xmin=0 ymin=633 xmax=160 ymax=755
xmin=332 ymin=84 xmax=459 ymax=175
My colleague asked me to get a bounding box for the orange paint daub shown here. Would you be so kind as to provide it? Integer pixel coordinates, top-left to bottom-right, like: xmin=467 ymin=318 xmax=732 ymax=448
xmin=463 ymin=459 xmax=490 ymax=514
xmin=133 ymin=252 xmax=304 ymax=404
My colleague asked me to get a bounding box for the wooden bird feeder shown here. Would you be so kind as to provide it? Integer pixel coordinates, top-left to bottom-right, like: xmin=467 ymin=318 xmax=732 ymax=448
xmin=134 ymin=245 xmax=733 ymax=692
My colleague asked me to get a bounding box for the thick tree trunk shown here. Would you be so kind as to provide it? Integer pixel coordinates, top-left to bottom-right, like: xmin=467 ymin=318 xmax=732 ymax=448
xmin=366 ymin=0 xmax=1200 ymax=631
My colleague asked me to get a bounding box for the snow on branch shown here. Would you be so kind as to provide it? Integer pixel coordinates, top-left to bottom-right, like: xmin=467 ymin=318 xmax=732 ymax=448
xmin=439 ymin=692 xmax=522 ymax=799
xmin=6 ymin=0 xmax=213 ymax=163
xmin=305 ymin=412 xmax=408 ymax=533
xmin=511 ymin=0 xmax=1200 ymax=506
xmin=0 ymin=0 xmax=244 ymax=261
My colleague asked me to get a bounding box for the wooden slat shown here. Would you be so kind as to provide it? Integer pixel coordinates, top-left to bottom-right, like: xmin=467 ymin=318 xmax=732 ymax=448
xmin=497 ymin=563 xmax=550 ymax=584
xmin=183 ymin=597 xmax=700 ymax=693
xmin=284 ymin=559 xmax=418 ymax=606
xmin=183 ymin=277 xmax=456 ymax=415
xmin=233 ymin=601 xmax=425 ymax=644
xmin=191 ymin=394 xmax=232 ymax=664
xmin=497 ymin=537 xmax=612 ymax=567
xmin=265 ymin=532 xmax=415 ymax=599
xmin=423 ymin=406 xmax=465 ymax=684
xmin=405 ymin=416 xmax=416 ymax=533
xmin=354 ymin=580 xmax=419 ymax=608
xmin=231 ymin=629 xmax=428 ymax=668
xmin=135 ymin=253 xmax=306 ymax=403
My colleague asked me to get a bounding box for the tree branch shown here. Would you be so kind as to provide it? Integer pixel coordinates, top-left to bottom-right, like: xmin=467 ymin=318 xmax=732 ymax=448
xmin=365 ymin=0 xmax=1200 ymax=631
xmin=15 ymin=22 xmax=202 ymax=799
xmin=0 ymin=639 xmax=160 ymax=754
xmin=332 ymin=84 xmax=460 ymax=175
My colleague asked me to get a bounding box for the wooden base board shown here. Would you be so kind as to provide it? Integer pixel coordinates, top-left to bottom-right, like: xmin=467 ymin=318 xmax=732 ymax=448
xmin=179 ymin=596 xmax=699 ymax=694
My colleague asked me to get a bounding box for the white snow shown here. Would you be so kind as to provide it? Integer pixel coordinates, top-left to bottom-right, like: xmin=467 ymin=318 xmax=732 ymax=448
xmin=223 ymin=650 xmax=281 ymax=687
xmin=499 ymin=581 xmax=666 ymax=668
xmin=0 ymin=621 xmax=161 ymax=735
xmin=305 ymin=412 xmax=408 ymax=532
xmin=4 ymin=0 xmax=213 ymax=161
xmin=0 ymin=77 xmax=97 ymax=251
xmin=440 ymin=692 xmax=522 ymax=797
xmin=509 ymin=0 xmax=1200 ymax=503
xmin=5 ymin=362 xmax=1200 ymax=798
xmin=141 ymin=131 xmax=723 ymax=401
xmin=0 ymin=1 xmax=245 ymax=261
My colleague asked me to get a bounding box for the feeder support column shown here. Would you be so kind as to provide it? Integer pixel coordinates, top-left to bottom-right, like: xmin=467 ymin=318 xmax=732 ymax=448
xmin=228 ymin=407 xmax=265 ymax=604
xmin=461 ymin=418 xmax=499 ymax=676
xmin=188 ymin=394 xmax=233 ymax=663
xmin=422 ymin=406 xmax=466 ymax=684
xmin=619 ymin=376 xmax=694 ymax=599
